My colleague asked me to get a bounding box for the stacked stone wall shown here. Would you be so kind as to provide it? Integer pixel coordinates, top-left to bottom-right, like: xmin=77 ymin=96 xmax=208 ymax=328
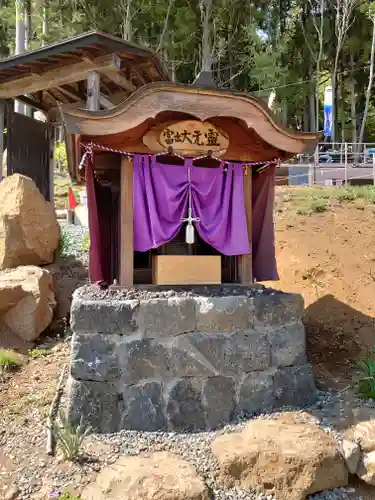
xmin=67 ymin=288 xmax=317 ymax=432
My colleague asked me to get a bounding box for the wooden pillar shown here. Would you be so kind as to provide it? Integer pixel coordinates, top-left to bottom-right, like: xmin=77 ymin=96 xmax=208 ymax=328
xmin=119 ymin=156 xmax=134 ymax=286
xmin=0 ymin=100 xmax=5 ymax=182
xmin=86 ymin=71 xmax=100 ymax=111
xmin=49 ymin=124 xmax=55 ymax=206
xmin=239 ymin=167 xmax=253 ymax=285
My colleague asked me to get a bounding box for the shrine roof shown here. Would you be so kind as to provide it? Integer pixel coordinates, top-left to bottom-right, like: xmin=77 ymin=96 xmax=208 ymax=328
xmin=60 ymin=81 xmax=322 ymax=158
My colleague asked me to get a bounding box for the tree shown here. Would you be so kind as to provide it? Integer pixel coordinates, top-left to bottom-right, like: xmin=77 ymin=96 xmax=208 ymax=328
xmin=359 ymin=9 xmax=375 ymax=144
xmin=331 ymin=0 xmax=357 ymax=142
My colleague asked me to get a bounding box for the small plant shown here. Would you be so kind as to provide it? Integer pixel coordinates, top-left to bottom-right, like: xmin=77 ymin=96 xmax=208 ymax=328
xmin=80 ymin=233 xmax=90 ymax=253
xmin=49 ymin=490 xmax=82 ymax=499
xmin=0 ymin=349 xmax=22 ymax=372
xmin=58 ymin=231 xmax=70 ymax=256
xmin=28 ymin=347 xmax=49 ymax=359
xmin=358 ymin=347 xmax=375 ymax=399
xmin=53 ymin=409 xmax=91 ymax=461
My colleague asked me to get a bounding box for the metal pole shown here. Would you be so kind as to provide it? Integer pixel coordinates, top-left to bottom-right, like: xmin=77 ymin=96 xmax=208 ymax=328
xmin=344 ymin=142 xmax=348 ymax=187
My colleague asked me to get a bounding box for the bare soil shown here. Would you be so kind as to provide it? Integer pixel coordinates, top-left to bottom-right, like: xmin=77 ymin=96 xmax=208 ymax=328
xmin=265 ymin=187 xmax=375 ymax=389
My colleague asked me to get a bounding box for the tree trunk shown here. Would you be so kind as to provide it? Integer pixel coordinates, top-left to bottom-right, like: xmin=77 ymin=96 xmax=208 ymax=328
xmin=157 ymin=0 xmax=174 ymax=53
xmin=42 ymin=0 xmax=49 ymax=46
xmin=349 ymin=53 xmax=357 ymax=145
xmin=122 ymin=0 xmax=132 ymax=41
xmin=15 ymin=0 xmax=26 ymax=114
xmin=359 ymin=14 xmax=375 ymax=145
xmin=331 ymin=53 xmax=339 ymax=144
xmin=200 ymin=0 xmax=213 ymax=72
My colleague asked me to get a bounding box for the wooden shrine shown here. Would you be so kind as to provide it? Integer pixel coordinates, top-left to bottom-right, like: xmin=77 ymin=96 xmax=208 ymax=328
xmin=60 ymin=81 xmax=320 ymax=287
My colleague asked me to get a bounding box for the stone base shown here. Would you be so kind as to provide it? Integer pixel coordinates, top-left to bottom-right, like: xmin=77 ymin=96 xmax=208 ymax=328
xmin=67 ymin=286 xmax=317 ymax=432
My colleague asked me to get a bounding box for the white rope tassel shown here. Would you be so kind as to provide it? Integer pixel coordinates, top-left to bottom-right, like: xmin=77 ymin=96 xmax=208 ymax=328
xmin=182 ymin=163 xmax=199 ymax=244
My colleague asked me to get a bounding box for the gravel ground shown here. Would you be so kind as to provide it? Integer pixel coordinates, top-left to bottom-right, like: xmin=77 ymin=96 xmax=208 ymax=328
xmin=0 ymin=344 xmax=371 ymax=500
xmin=89 ymin=390 xmax=360 ymax=500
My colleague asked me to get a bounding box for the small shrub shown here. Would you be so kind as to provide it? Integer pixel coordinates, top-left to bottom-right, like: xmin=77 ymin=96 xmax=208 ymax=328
xmin=54 ymin=141 xmax=68 ymax=173
xmin=58 ymin=231 xmax=70 ymax=256
xmin=80 ymin=233 xmax=89 ymax=253
xmin=53 ymin=409 xmax=91 ymax=461
xmin=0 ymin=349 xmax=22 ymax=372
xmin=28 ymin=347 xmax=49 ymax=359
xmin=357 ymin=347 xmax=375 ymax=399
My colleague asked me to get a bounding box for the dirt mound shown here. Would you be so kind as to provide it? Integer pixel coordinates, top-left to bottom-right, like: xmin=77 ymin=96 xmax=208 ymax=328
xmin=266 ymin=187 xmax=375 ymax=389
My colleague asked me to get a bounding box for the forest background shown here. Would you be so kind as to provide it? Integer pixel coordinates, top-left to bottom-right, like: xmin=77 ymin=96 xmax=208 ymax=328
xmin=1 ymin=0 xmax=375 ymax=143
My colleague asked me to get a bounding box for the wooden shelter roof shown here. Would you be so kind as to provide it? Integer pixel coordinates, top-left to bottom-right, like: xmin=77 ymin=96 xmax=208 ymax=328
xmin=60 ymin=82 xmax=321 ymax=175
xmin=0 ymin=31 xmax=170 ymax=113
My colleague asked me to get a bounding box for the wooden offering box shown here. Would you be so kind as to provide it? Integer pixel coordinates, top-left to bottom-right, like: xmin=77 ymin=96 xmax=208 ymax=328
xmin=152 ymin=255 xmax=221 ymax=285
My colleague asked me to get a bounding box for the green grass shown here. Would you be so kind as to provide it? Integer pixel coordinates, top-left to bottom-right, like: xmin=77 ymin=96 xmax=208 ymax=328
xmin=28 ymin=347 xmax=50 ymax=359
xmin=283 ymin=186 xmax=375 ymax=215
xmin=0 ymin=349 xmax=23 ymax=372
xmin=358 ymin=347 xmax=375 ymax=399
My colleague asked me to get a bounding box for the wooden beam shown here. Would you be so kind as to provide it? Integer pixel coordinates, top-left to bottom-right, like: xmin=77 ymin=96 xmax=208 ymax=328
xmin=99 ymin=94 xmax=115 ymax=109
xmin=100 ymin=69 xmax=136 ymax=92
xmin=0 ymin=53 xmax=122 ymax=99
xmin=239 ymin=167 xmax=253 ymax=285
xmin=0 ymin=100 xmax=5 ymax=182
xmin=57 ymin=85 xmax=85 ymax=102
xmin=119 ymin=156 xmax=134 ymax=286
xmin=86 ymin=71 xmax=100 ymax=111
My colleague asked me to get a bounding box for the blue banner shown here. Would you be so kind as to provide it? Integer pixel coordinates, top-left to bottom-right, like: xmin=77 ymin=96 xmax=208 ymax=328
xmin=324 ymin=103 xmax=332 ymax=137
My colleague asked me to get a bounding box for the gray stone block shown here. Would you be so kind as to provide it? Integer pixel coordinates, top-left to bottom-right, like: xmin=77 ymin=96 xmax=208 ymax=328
xmin=195 ymin=296 xmax=253 ymax=333
xmin=133 ymin=297 xmax=196 ymax=338
xmin=202 ymin=376 xmax=235 ymax=429
xmin=120 ymin=381 xmax=166 ymax=431
xmin=70 ymin=297 xmax=139 ymax=335
xmin=274 ymin=364 xmax=317 ymax=408
xmin=66 ymin=376 xmax=120 ymax=433
xmin=70 ymin=333 xmax=119 ymax=382
xmin=238 ymin=371 xmax=274 ymax=415
xmin=120 ymin=338 xmax=215 ymax=385
xmin=186 ymin=330 xmax=270 ymax=375
xmin=166 ymin=379 xmax=206 ymax=431
xmin=253 ymin=292 xmax=304 ymax=326
xmin=269 ymin=321 xmax=307 ymax=368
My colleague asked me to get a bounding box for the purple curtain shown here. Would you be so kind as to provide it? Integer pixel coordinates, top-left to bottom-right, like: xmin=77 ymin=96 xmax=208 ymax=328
xmin=133 ymin=155 xmax=250 ymax=255
xmin=252 ymin=165 xmax=279 ymax=281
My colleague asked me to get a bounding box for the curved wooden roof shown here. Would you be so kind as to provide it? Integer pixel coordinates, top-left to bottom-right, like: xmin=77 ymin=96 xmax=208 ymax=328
xmin=60 ymin=82 xmax=321 ymax=156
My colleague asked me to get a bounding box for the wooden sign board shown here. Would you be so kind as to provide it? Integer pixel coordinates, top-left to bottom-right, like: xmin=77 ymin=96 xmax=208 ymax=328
xmin=143 ymin=120 xmax=229 ymax=156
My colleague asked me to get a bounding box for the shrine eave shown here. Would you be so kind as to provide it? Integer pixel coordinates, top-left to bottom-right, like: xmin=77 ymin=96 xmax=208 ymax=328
xmin=59 ymin=81 xmax=322 ymax=155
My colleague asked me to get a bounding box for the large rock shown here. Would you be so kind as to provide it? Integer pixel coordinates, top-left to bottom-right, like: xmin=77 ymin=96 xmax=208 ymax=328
xmin=82 ymin=452 xmax=210 ymax=500
xmin=344 ymin=419 xmax=375 ymax=453
xmin=44 ymin=256 xmax=88 ymax=319
xmin=211 ymin=413 xmax=348 ymax=500
xmin=0 ymin=174 xmax=60 ymax=269
xmin=0 ymin=266 xmax=56 ymax=341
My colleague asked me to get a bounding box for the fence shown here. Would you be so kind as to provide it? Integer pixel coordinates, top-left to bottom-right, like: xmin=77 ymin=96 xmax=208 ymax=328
xmin=280 ymin=142 xmax=375 ymax=187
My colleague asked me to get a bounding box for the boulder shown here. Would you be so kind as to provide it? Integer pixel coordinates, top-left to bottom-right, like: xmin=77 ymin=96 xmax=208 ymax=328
xmin=344 ymin=419 xmax=375 ymax=453
xmin=82 ymin=451 xmax=210 ymax=500
xmin=357 ymin=451 xmax=375 ymax=485
xmin=339 ymin=439 xmax=361 ymax=475
xmin=44 ymin=256 xmax=88 ymax=319
xmin=0 ymin=266 xmax=56 ymax=341
xmin=211 ymin=413 xmax=348 ymax=500
xmin=0 ymin=174 xmax=60 ymax=269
